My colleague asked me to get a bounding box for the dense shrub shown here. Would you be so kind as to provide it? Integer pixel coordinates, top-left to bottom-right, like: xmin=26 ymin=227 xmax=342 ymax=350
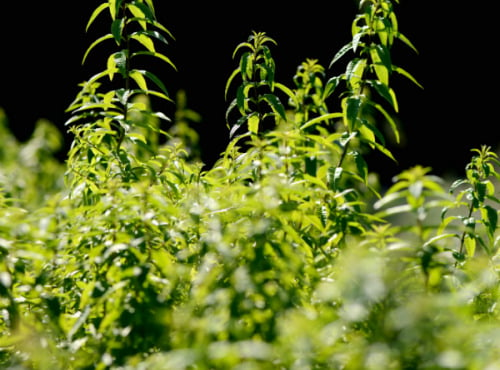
xmin=1 ymin=1 xmax=500 ymax=369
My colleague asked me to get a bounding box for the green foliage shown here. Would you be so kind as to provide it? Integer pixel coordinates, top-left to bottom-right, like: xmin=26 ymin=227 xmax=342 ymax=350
xmin=1 ymin=0 xmax=500 ymax=369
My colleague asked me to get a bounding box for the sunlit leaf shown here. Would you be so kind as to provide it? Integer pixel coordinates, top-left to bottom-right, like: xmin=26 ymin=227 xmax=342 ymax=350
xmin=82 ymin=34 xmax=114 ymax=64
xmin=129 ymin=70 xmax=148 ymax=91
xmin=86 ymin=3 xmax=109 ymax=31
xmin=131 ymin=33 xmax=155 ymax=52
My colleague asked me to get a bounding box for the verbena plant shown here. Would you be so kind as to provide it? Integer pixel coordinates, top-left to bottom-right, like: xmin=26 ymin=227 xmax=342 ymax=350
xmin=1 ymin=0 xmax=500 ymax=369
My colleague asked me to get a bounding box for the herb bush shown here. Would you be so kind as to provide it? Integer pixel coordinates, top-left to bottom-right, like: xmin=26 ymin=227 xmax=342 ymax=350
xmin=1 ymin=0 xmax=500 ymax=369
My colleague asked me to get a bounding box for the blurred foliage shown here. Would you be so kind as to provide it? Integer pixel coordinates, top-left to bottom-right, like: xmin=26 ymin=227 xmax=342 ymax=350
xmin=1 ymin=0 xmax=500 ymax=369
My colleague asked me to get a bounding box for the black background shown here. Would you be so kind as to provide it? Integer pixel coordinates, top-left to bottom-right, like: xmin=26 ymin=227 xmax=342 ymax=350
xmin=1 ymin=2 xmax=498 ymax=184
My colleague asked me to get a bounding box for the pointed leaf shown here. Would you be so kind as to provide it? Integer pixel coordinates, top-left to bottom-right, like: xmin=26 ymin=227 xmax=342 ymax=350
xmin=301 ymin=112 xmax=343 ymax=130
xmin=369 ymin=101 xmax=400 ymax=143
xmin=248 ymin=113 xmax=260 ymax=134
xmin=369 ymin=80 xmax=399 ymax=111
xmin=396 ymin=32 xmax=419 ymax=54
xmin=111 ymin=18 xmax=124 ymax=44
xmin=142 ymin=70 xmax=170 ymax=96
xmin=108 ymin=0 xmax=117 ymax=20
xmin=343 ymin=96 xmax=362 ymax=130
xmin=330 ymin=42 xmax=353 ymax=68
xmin=263 ymin=94 xmax=286 ymax=120
xmin=82 ymin=34 xmax=114 ymax=64
xmin=132 ymin=51 xmax=176 ymax=70
xmin=129 ymin=70 xmax=148 ymax=91
xmin=86 ymin=3 xmax=109 ymax=31
xmin=127 ymin=3 xmax=148 ymax=30
xmin=131 ymin=33 xmax=155 ymax=52
xmin=225 ymin=68 xmax=241 ymax=100
xmin=393 ymin=65 xmax=423 ymax=89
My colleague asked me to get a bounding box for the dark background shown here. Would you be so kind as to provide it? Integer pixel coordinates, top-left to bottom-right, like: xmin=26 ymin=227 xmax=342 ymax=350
xmin=1 ymin=2 xmax=498 ymax=184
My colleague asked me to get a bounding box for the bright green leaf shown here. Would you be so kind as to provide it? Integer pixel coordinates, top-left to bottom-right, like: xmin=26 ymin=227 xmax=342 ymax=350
xmin=86 ymin=3 xmax=109 ymax=31
xmin=131 ymin=33 xmax=155 ymax=52
xmin=248 ymin=113 xmax=260 ymax=134
xmin=82 ymin=34 xmax=114 ymax=64
xmin=129 ymin=70 xmax=148 ymax=91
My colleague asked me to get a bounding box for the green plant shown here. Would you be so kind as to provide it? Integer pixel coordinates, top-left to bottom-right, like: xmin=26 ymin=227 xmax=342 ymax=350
xmin=1 ymin=0 xmax=500 ymax=369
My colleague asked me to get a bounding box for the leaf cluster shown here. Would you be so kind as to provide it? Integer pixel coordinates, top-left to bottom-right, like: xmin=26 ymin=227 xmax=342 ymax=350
xmin=1 ymin=1 xmax=500 ymax=369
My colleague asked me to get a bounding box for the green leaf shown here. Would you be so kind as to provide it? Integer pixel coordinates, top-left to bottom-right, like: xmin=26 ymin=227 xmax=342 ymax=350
xmin=82 ymin=34 xmax=114 ymax=64
xmin=262 ymin=94 xmax=286 ymax=120
xmin=482 ymin=205 xmax=498 ymax=238
xmin=111 ymin=18 xmax=124 ymax=44
xmin=369 ymin=101 xmax=400 ymax=143
xmin=248 ymin=113 xmax=260 ymax=134
xmin=369 ymin=80 xmax=398 ymax=112
xmin=464 ymin=234 xmax=476 ymax=258
xmin=132 ymin=51 xmax=176 ymax=71
xmin=225 ymin=68 xmax=241 ymax=100
xmin=127 ymin=2 xmax=149 ymax=30
xmin=301 ymin=112 xmax=343 ymax=131
xmin=129 ymin=70 xmax=148 ymax=91
xmin=133 ymin=30 xmax=169 ymax=47
xmin=128 ymin=1 xmax=155 ymax=21
xmin=142 ymin=70 xmax=170 ymax=96
xmin=346 ymin=58 xmax=367 ymax=90
xmin=343 ymin=96 xmax=362 ymax=130
xmin=352 ymin=151 xmax=368 ymax=184
xmin=330 ymin=42 xmax=353 ymax=68
xmin=274 ymin=82 xmax=295 ymax=102
xmin=86 ymin=3 xmax=109 ymax=31
xmin=108 ymin=0 xmax=117 ymax=20
xmin=130 ymin=33 xmax=155 ymax=52
xmin=395 ymin=32 xmax=419 ymax=54
xmin=240 ymin=51 xmax=253 ymax=80
xmin=370 ymin=45 xmax=390 ymax=85
xmin=393 ymin=65 xmax=423 ymax=89
xmin=232 ymin=42 xmax=254 ymax=59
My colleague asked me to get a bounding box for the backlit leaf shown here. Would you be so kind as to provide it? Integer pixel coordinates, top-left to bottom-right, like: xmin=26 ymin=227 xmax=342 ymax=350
xmin=86 ymin=3 xmax=109 ymax=31
xmin=82 ymin=34 xmax=114 ymax=64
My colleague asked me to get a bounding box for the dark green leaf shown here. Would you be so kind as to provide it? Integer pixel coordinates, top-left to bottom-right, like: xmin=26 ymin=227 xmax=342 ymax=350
xmin=111 ymin=18 xmax=124 ymax=44
xmin=263 ymin=94 xmax=286 ymax=120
